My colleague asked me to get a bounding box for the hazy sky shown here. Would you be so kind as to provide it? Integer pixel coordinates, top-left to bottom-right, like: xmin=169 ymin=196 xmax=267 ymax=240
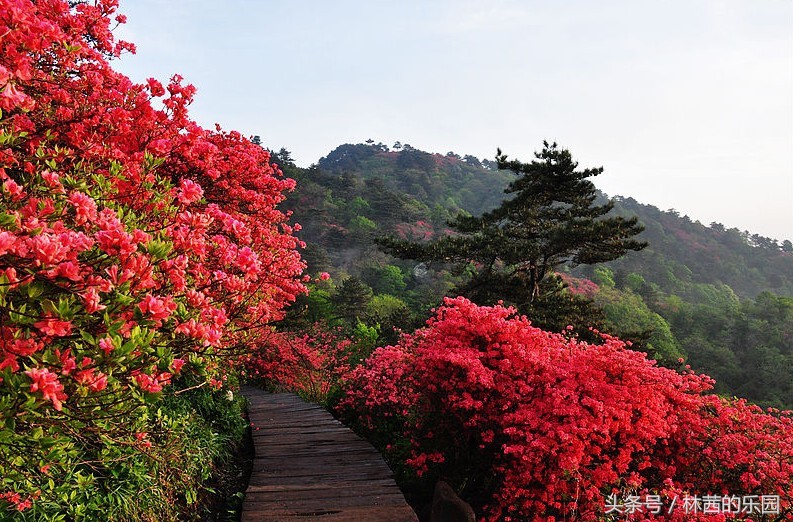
xmin=115 ymin=0 xmax=793 ymax=241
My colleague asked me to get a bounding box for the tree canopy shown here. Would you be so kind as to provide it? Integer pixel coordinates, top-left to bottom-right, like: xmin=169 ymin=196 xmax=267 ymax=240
xmin=380 ymin=142 xmax=647 ymax=319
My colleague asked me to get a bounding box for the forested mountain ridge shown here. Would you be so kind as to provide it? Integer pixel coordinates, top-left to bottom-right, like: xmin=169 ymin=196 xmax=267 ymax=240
xmin=317 ymin=142 xmax=513 ymax=217
xmin=603 ymin=196 xmax=793 ymax=298
xmin=309 ymin=142 xmax=792 ymax=300
xmin=273 ymin=142 xmax=793 ymax=408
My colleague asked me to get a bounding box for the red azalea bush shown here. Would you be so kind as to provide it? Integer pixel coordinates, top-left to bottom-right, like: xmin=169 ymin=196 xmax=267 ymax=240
xmin=245 ymin=322 xmax=352 ymax=404
xmin=0 ymin=0 xmax=304 ymax=515
xmin=337 ymin=297 xmax=793 ymax=521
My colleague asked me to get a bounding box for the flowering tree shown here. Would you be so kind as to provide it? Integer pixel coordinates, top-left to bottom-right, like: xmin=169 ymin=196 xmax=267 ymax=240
xmin=0 ymin=0 xmax=304 ymax=514
xmin=337 ymin=297 xmax=793 ymax=521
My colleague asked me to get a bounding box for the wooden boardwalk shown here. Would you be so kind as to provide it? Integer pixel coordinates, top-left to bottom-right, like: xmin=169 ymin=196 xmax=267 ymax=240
xmin=240 ymin=386 xmax=418 ymax=521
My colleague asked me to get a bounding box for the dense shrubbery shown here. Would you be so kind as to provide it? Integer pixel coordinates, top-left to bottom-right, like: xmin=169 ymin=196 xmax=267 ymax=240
xmin=244 ymin=321 xmax=353 ymax=405
xmin=337 ymin=297 xmax=793 ymax=521
xmin=0 ymin=0 xmax=303 ymax=517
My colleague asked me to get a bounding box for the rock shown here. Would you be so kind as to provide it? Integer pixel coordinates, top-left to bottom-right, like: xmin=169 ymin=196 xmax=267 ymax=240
xmin=430 ymin=481 xmax=476 ymax=522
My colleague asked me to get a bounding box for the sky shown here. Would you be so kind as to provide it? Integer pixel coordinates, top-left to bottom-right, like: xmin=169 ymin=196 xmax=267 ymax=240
xmin=114 ymin=0 xmax=793 ymax=241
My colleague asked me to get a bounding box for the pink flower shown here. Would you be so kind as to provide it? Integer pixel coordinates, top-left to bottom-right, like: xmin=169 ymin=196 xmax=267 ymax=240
xmin=25 ymin=368 xmax=67 ymax=411
xmin=185 ymin=289 xmax=207 ymax=308
xmin=82 ymin=287 xmax=105 ymax=313
xmin=68 ymin=191 xmax=98 ymax=224
xmin=40 ymin=170 xmax=62 ymax=190
xmin=7 ymin=338 xmax=42 ymax=357
xmin=34 ymin=316 xmax=72 ymax=337
xmin=28 ymin=234 xmax=68 ymax=266
xmin=96 ymin=227 xmax=135 ymax=257
xmin=0 ymin=231 xmax=17 ymax=256
xmin=76 ymin=369 xmax=107 ymax=392
xmin=3 ymin=178 xmax=23 ymax=197
xmin=177 ymin=178 xmax=204 ymax=205
xmin=0 ymin=81 xmax=34 ymax=111
xmin=132 ymin=229 xmax=151 ymax=244
xmin=236 ymin=246 xmax=259 ymax=274
xmin=99 ymin=337 xmax=115 ymax=356
xmin=319 ymin=272 xmax=330 ymax=281
xmin=138 ymin=294 xmax=177 ymax=321
xmin=171 ymin=358 xmax=185 ymax=373
xmin=56 ymin=261 xmax=82 ymax=282
xmin=58 ymin=349 xmax=77 ymax=375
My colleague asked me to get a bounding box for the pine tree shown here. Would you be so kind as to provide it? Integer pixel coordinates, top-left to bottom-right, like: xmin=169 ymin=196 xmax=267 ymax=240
xmin=379 ymin=142 xmax=647 ymax=324
xmin=330 ymin=277 xmax=374 ymax=324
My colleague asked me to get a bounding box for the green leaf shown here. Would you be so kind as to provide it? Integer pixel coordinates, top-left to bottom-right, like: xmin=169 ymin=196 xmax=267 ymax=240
xmin=40 ymin=299 xmax=58 ymax=315
xmin=26 ymin=281 xmax=45 ymax=299
xmin=146 ymin=239 xmax=172 ymax=260
xmin=0 ymin=212 xmax=17 ymax=228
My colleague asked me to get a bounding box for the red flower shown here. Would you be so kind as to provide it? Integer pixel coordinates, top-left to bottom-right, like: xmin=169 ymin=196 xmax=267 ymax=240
xmin=177 ymin=178 xmax=204 ymax=205
xmin=338 ymin=297 xmax=793 ymax=520
xmin=33 ymin=316 xmax=72 ymax=337
xmin=138 ymin=294 xmax=177 ymax=321
xmin=133 ymin=373 xmax=163 ymax=394
xmin=25 ymin=368 xmax=67 ymax=411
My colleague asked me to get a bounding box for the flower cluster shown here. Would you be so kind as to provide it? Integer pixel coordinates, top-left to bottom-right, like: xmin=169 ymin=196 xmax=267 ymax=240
xmin=557 ymin=272 xmax=600 ymax=299
xmin=245 ymin=322 xmax=352 ymax=404
xmin=394 ymin=220 xmax=435 ymax=241
xmin=0 ymin=0 xmax=304 ymax=513
xmin=337 ymin=297 xmax=792 ymax=521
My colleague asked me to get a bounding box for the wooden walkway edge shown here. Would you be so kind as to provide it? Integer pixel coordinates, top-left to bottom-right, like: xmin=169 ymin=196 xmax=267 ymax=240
xmin=240 ymin=386 xmax=419 ymax=521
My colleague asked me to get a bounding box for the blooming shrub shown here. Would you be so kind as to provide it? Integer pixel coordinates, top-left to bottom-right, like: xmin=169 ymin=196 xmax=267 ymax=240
xmin=337 ymin=297 xmax=793 ymax=521
xmin=245 ymin=322 xmax=353 ymax=405
xmin=395 ymin=220 xmax=435 ymax=241
xmin=557 ymin=272 xmax=600 ymax=299
xmin=0 ymin=0 xmax=304 ymax=516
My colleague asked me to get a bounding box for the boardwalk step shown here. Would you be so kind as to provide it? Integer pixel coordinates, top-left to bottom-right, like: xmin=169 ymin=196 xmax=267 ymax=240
xmin=240 ymin=386 xmax=418 ymax=521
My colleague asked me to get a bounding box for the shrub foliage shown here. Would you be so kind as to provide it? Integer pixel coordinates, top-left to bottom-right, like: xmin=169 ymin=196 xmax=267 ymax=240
xmin=337 ymin=297 xmax=793 ymax=521
xmin=0 ymin=0 xmax=304 ymax=516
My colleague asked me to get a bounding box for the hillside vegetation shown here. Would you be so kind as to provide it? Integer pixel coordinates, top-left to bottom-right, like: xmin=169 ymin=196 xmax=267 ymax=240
xmin=279 ymin=142 xmax=793 ymax=409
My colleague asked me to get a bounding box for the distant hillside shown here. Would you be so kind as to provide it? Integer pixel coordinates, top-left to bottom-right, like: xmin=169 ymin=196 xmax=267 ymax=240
xmin=601 ymin=196 xmax=793 ymax=299
xmin=317 ymin=142 xmax=513 ymax=217
xmin=313 ymin=142 xmax=793 ymax=301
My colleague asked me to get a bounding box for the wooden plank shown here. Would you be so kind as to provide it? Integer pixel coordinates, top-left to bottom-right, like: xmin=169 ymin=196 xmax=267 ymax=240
xmin=241 ymin=505 xmax=418 ymax=521
xmin=245 ymin=485 xmax=405 ymax=500
xmin=245 ymin=479 xmax=399 ymax=493
xmin=240 ymin=387 xmax=417 ymax=521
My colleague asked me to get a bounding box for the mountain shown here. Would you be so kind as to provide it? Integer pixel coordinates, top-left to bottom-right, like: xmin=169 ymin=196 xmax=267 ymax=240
xmin=317 ymin=142 xmax=512 ymax=217
xmin=601 ymin=196 xmax=793 ymax=298
xmin=273 ymin=142 xmax=793 ymax=408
